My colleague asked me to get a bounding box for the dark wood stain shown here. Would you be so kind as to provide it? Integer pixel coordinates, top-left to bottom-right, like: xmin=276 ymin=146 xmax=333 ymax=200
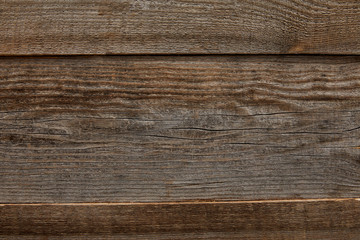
xmin=0 ymin=199 xmax=359 ymax=239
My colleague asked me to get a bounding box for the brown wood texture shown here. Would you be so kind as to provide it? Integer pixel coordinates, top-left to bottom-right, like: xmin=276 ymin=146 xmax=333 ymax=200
xmin=3 ymin=232 xmax=360 ymax=240
xmin=1 ymin=55 xmax=360 ymax=203
xmin=1 ymin=199 xmax=360 ymax=239
xmin=1 ymin=0 xmax=360 ymax=55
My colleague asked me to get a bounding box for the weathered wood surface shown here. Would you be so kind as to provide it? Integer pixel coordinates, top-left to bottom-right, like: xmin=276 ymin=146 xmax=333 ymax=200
xmin=1 ymin=0 xmax=360 ymax=55
xmin=0 ymin=199 xmax=359 ymax=239
xmin=3 ymin=231 xmax=360 ymax=240
xmin=1 ymin=55 xmax=360 ymax=203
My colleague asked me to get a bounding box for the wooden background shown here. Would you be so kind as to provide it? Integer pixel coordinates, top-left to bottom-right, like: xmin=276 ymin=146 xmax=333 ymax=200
xmin=1 ymin=1 xmax=360 ymax=239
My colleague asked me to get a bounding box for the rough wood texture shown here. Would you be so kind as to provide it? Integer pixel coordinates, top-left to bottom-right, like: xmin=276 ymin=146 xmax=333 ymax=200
xmin=1 ymin=0 xmax=360 ymax=55
xmin=1 ymin=55 xmax=360 ymax=203
xmin=3 ymin=231 xmax=360 ymax=240
xmin=0 ymin=199 xmax=359 ymax=239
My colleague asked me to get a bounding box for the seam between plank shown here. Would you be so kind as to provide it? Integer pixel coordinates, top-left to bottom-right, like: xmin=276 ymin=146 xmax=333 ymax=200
xmin=0 ymin=198 xmax=359 ymax=206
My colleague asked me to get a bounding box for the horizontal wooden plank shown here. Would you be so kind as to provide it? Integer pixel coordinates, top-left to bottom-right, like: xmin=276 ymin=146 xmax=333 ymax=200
xmin=0 ymin=199 xmax=359 ymax=238
xmin=1 ymin=0 xmax=360 ymax=55
xmin=3 ymin=231 xmax=360 ymax=240
xmin=1 ymin=55 xmax=360 ymax=203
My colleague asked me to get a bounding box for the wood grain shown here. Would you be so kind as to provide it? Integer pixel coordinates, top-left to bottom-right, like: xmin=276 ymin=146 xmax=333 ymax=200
xmin=1 ymin=0 xmax=360 ymax=55
xmin=1 ymin=55 xmax=360 ymax=203
xmin=0 ymin=199 xmax=359 ymax=239
xmin=3 ymin=232 xmax=360 ymax=240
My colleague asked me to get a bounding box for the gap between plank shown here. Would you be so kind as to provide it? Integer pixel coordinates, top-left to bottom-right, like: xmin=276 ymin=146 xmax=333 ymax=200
xmin=1 ymin=198 xmax=359 ymax=206
xmin=1 ymin=53 xmax=360 ymax=58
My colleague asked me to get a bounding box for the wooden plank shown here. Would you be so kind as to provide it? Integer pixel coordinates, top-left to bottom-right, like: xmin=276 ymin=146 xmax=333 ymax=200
xmin=3 ymin=231 xmax=360 ymax=240
xmin=0 ymin=199 xmax=359 ymax=238
xmin=1 ymin=0 xmax=360 ymax=55
xmin=1 ymin=55 xmax=360 ymax=203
